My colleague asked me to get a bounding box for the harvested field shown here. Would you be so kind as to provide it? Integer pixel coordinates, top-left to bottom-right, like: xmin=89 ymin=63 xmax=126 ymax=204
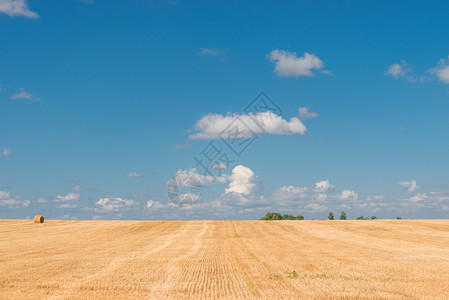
xmin=1 ymin=219 xmax=448 ymax=299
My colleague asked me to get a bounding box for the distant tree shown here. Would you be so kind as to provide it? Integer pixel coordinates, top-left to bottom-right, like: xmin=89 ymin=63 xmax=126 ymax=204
xmin=261 ymin=212 xmax=273 ymax=220
xmin=370 ymin=216 xmax=377 ymax=220
xmin=356 ymin=215 xmax=366 ymax=220
xmin=282 ymin=214 xmax=296 ymax=220
xmin=271 ymin=213 xmax=282 ymax=220
xmin=261 ymin=212 xmax=283 ymax=220
xmin=396 ymin=217 xmax=402 ymax=220
xmin=295 ymin=215 xmax=304 ymax=220
xmin=328 ymin=211 xmax=334 ymax=220
xmin=340 ymin=211 xmax=347 ymax=220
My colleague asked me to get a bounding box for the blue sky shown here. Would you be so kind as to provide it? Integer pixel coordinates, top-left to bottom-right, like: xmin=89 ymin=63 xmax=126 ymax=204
xmin=1 ymin=0 xmax=448 ymax=220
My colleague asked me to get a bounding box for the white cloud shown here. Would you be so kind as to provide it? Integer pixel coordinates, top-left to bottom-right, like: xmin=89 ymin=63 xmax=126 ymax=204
xmin=70 ymin=184 xmax=87 ymax=192
xmin=126 ymin=172 xmax=143 ymax=178
xmin=173 ymin=143 xmax=192 ymax=149
xmin=95 ymin=197 xmax=136 ymax=212
xmin=429 ymin=56 xmax=449 ymax=84
xmin=266 ymin=50 xmax=327 ymax=77
xmin=298 ymin=107 xmax=318 ymax=120
xmin=0 ymin=0 xmax=38 ymax=18
xmin=189 ymin=111 xmax=307 ymax=140
xmin=199 ymin=48 xmax=219 ymax=55
xmin=272 ymin=185 xmax=309 ymax=204
xmin=0 ymin=191 xmax=10 ymax=199
xmin=399 ymin=180 xmax=419 ymax=193
xmin=37 ymin=197 xmax=48 ymax=203
xmin=10 ymin=87 xmax=39 ymax=101
xmin=0 ymin=198 xmax=30 ymax=208
xmin=410 ymin=193 xmax=428 ymax=203
xmin=225 ymin=165 xmax=258 ymax=195
xmin=56 ymin=203 xmax=78 ymax=209
xmin=0 ymin=190 xmax=29 ymax=208
xmin=304 ymin=203 xmax=328 ymax=212
xmin=0 ymin=147 xmax=11 ymax=157
xmin=168 ymin=168 xmax=227 ymax=188
xmin=338 ymin=190 xmax=358 ymax=200
xmin=385 ymin=61 xmax=426 ymax=82
xmin=55 ymin=193 xmax=80 ymax=202
xmin=145 ymin=200 xmax=165 ymax=209
xmin=385 ymin=61 xmax=411 ymax=78
xmin=314 ymin=180 xmax=335 ymax=193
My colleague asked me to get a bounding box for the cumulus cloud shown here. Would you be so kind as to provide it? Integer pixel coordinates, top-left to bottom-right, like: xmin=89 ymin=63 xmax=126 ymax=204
xmin=225 ymin=165 xmax=258 ymax=195
xmin=266 ymin=50 xmax=328 ymax=77
xmin=95 ymin=197 xmax=136 ymax=212
xmin=298 ymin=107 xmax=318 ymax=120
xmin=410 ymin=193 xmax=428 ymax=203
xmin=0 ymin=147 xmax=11 ymax=157
xmin=55 ymin=193 xmax=80 ymax=202
xmin=10 ymin=87 xmax=39 ymax=101
xmin=271 ymin=185 xmax=309 ymax=204
xmin=399 ymin=180 xmax=419 ymax=193
xmin=126 ymin=172 xmax=143 ymax=178
xmin=314 ymin=180 xmax=335 ymax=193
xmin=428 ymin=56 xmax=449 ymax=84
xmin=338 ymin=190 xmax=358 ymax=200
xmin=189 ymin=111 xmax=307 ymax=140
xmin=0 ymin=190 xmax=29 ymax=208
xmin=0 ymin=0 xmax=38 ymax=18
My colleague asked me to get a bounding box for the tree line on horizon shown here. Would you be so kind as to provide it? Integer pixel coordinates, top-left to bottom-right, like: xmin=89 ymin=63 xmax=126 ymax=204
xmin=261 ymin=211 xmax=403 ymax=220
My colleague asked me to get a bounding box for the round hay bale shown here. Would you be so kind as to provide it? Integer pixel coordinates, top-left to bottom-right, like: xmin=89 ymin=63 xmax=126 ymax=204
xmin=33 ymin=215 xmax=44 ymax=223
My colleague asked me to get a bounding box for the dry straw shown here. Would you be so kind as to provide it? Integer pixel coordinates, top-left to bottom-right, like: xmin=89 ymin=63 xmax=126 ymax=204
xmin=33 ymin=215 xmax=44 ymax=223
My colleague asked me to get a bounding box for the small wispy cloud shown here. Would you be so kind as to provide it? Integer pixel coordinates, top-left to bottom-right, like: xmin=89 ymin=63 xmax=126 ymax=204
xmin=95 ymin=197 xmax=136 ymax=212
xmin=56 ymin=203 xmax=78 ymax=209
xmin=0 ymin=147 xmax=11 ymax=157
xmin=0 ymin=190 xmax=29 ymax=208
xmin=428 ymin=56 xmax=449 ymax=84
xmin=173 ymin=143 xmax=192 ymax=149
xmin=385 ymin=61 xmax=411 ymax=79
xmin=126 ymin=172 xmax=143 ymax=178
xmin=37 ymin=198 xmax=48 ymax=204
xmin=10 ymin=87 xmax=39 ymax=102
xmin=399 ymin=180 xmax=419 ymax=193
xmin=298 ymin=107 xmax=318 ymax=120
xmin=55 ymin=193 xmax=80 ymax=202
xmin=266 ymin=50 xmax=330 ymax=77
xmin=199 ymin=48 xmax=220 ymax=56
xmin=0 ymin=0 xmax=39 ymax=18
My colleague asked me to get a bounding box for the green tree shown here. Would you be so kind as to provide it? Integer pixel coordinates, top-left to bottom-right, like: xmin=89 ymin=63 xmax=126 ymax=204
xmin=396 ymin=217 xmax=402 ymax=220
xmin=261 ymin=212 xmax=283 ymax=220
xmin=370 ymin=216 xmax=377 ymax=220
xmin=328 ymin=211 xmax=334 ymax=220
xmin=356 ymin=215 xmax=366 ymax=220
xmin=340 ymin=211 xmax=347 ymax=220
xmin=282 ymin=214 xmax=296 ymax=220
xmin=295 ymin=215 xmax=304 ymax=220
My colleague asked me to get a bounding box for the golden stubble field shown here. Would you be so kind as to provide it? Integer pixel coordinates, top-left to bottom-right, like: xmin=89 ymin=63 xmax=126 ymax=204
xmin=1 ymin=219 xmax=448 ymax=299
